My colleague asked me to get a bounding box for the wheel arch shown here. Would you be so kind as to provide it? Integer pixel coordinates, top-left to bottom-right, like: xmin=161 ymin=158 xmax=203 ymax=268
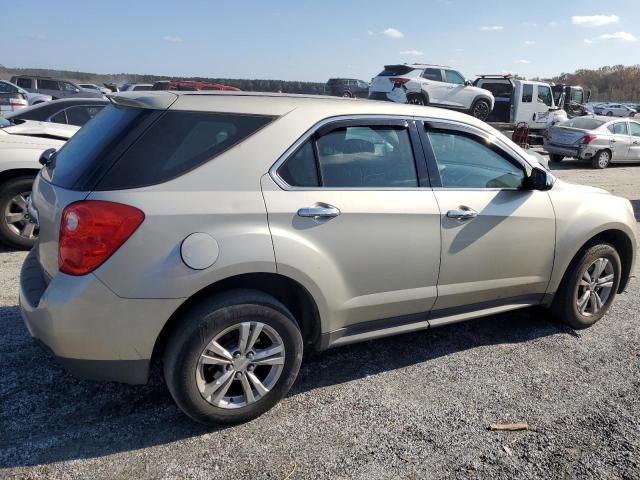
xmin=0 ymin=168 xmax=39 ymax=186
xmin=151 ymin=272 xmax=323 ymax=367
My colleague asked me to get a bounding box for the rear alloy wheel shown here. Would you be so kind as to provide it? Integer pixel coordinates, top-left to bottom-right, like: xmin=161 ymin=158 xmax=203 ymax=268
xmin=164 ymin=290 xmax=303 ymax=425
xmin=342 ymin=91 xmax=353 ymax=98
xmin=471 ymin=99 xmax=491 ymax=121
xmin=549 ymin=154 xmax=564 ymax=163
xmin=592 ymin=150 xmax=611 ymax=169
xmin=0 ymin=176 xmax=38 ymax=250
xmin=551 ymin=243 xmax=621 ymax=329
xmin=407 ymin=93 xmax=427 ymax=106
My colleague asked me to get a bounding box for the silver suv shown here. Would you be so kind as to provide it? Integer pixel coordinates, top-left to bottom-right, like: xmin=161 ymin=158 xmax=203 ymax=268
xmin=369 ymin=64 xmax=495 ymax=120
xmin=20 ymin=92 xmax=637 ymax=425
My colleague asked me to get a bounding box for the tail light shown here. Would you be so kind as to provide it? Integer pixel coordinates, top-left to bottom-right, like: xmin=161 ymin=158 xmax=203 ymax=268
xmin=390 ymin=77 xmax=410 ymax=88
xmin=59 ymin=201 xmax=145 ymax=276
xmin=578 ymin=134 xmax=597 ymax=145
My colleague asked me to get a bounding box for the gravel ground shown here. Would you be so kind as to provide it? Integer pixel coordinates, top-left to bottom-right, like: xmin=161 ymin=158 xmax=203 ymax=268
xmin=1 ymin=162 xmax=639 ymax=479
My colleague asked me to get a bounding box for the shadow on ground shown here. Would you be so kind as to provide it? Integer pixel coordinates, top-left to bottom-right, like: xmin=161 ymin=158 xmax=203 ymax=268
xmin=0 ymin=303 xmax=575 ymax=468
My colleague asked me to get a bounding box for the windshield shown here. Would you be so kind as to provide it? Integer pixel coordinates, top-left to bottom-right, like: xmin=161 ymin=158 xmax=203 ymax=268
xmin=559 ymin=117 xmax=606 ymax=130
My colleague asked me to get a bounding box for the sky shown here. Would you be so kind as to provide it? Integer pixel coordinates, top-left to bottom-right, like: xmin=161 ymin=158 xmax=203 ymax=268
xmin=3 ymin=0 xmax=640 ymax=83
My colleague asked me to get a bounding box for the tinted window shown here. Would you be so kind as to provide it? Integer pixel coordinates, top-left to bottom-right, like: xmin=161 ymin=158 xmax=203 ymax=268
xmin=61 ymin=82 xmax=78 ymax=92
xmin=97 ymin=111 xmax=274 ymax=190
xmin=378 ymin=66 xmax=415 ymax=76
xmin=16 ymin=78 xmax=32 ymax=89
xmin=316 ymin=126 xmax=417 ymax=188
xmin=427 ymin=129 xmax=524 ymax=189
xmin=571 ymin=89 xmax=584 ymax=104
xmin=445 ymin=70 xmax=465 ymax=85
xmin=38 ymin=79 xmax=60 ymax=90
xmin=537 ymin=85 xmax=552 ymax=106
xmin=0 ymin=82 xmax=17 ymax=93
xmin=278 ymin=141 xmax=319 ymax=187
xmin=479 ymin=81 xmax=513 ymax=98
xmin=522 ymin=84 xmax=533 ymax=103
xmin=65 ymin=105 xmax=105 ymax=126
xmin=629 ymin=122 xmax=640 ymax=137
xmin=422 ymin=69 xmax=443 ymax=82
xmin=607 ymin=122 xmax=628 ymax=135
xmin=50 ymin=111 xmax=68 ymax=124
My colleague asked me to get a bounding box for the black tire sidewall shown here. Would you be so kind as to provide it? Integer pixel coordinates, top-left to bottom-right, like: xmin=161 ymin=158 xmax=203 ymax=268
xmin=164 ymin=295 xmax=303 ymax=425
xmin=0 ymin=176 xmax=36 ymax=250
xmin=549 ymin=154 xmax=564 ymax=162
xmin=471 ymin=99 xmax=490 ymax=120
xmin=592 ymin=150 xmax=610 ymax=169
xmin=554 ymin=244 xmax=621 ymax=328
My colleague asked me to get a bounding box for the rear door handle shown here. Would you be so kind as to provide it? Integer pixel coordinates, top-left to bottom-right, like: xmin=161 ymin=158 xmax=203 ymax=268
xmin=447 ymin=207 xmax=478 ymax=221
xmin=297 ymin=205 xmax=341 ymax=219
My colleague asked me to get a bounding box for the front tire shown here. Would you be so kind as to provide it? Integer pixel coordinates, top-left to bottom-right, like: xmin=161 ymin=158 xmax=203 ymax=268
xmin=551 ymin=243 xmax=621 ymax=329
xmin=592 ymin=150 xmax=611 ymax=169
xmin=549 ymin=154 xmax=564 ymax=163
xmin=471 ymin=99 xmax=491 ymax=121
xmin=0 ymin=176 xmax=38 ymax=250
xmin=163 ymin=289 xmax=303 ymax=425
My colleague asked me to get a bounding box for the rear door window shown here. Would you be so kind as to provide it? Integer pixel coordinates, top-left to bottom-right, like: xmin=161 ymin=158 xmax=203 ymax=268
xmin=629 ymin=122 xmax=640 ymax=137
xmin=422 ymin=69 xmax=443 ymax=82
xmin=607 ymin=122 xmax=628 ymax=135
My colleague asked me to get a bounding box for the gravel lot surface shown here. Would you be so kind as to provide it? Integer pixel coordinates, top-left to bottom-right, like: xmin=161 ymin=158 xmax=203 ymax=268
xmin=1 ymin=161 xmax=639 ymax=479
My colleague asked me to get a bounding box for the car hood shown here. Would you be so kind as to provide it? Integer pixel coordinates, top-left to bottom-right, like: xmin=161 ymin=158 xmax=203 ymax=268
xmin=552 ymin=178 xmax=610 ymax=195
xmin=2 ymin=120 xmax=79 ymax=140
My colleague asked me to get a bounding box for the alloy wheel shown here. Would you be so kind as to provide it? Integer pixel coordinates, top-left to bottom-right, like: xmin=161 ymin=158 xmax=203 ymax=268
xmin=473 ymin=101 xmax=490 ymax=120
xmin=196 ymin=321 xmax=285 ymax=409
xmin=576 ymin=257 xmax=615 ymax=317
xmin=598 ymin=151 xmax=610 ymax=168
xmin=3 ymin=191 xmax=38 ymax=241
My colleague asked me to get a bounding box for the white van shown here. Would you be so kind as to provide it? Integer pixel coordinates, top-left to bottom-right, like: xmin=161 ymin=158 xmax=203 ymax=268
xmin=473 ymin=75 xmax=567 ymax=132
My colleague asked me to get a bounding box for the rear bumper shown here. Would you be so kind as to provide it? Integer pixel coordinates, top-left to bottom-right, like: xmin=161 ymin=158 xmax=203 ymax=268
xmin=19 ymin=249 xmax=182 ymax=384
xmin=368 ymin=88 xmax=407 ymax=103
xmin=544 ymin=142 xmax=597 ymax=159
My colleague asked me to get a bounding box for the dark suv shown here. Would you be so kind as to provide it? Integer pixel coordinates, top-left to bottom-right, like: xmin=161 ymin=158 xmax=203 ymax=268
xmin=325 ymin=78 xmax=370 ymax=98
xmin=10 ymin=76 xmax=104 ymax=100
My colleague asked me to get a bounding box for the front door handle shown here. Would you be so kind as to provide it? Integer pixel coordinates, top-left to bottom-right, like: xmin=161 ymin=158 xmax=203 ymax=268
xmin=447 ymin=207 xmax=478 ymax=221
xmin=297 ymin=205 xmax=341 ymax=219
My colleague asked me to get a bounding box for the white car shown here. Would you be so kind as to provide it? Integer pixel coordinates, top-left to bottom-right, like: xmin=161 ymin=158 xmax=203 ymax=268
xmin=368 ymin=64 xmax=495 ymax=120
xmin=0 ymin=116 xmax=78 ymax=249
xmin=0 ymin=80 xmax=51 ymax=113
xmin=594 ymin=103 xmax=637 ymax=118
xmin=78 ymin=83 xmax=111 ymax=95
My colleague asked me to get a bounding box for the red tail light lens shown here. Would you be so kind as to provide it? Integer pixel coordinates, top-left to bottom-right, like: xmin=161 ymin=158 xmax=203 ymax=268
xmin=579 ymin=134 xmax=597 ymax=145
xmin=390 ymin=77 xmax=410 ymax=88
xmin=59 ymin=201 xmax=145 ymax=276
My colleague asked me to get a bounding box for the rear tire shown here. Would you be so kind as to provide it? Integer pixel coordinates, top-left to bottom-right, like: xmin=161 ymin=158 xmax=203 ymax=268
xmin=163 ymin=289 xmax=303 ymax=425
xmin=407 ymin=93 xmax=428 ymax=106
xmin=0 ymin=176 xmax=37 ymax=250
xmin=606 ymin=111 xmax=613 ymax=117
xmin=592 ymin=150 xmax=611 ymax=169
xmin=549 ymin=154 xmax=564 ymax=163
xmin=342 ymin=91 xmax=353 ymax=98
xmin=470 ymin=99 xmax=491 ymax=121
xmin=551 ymin=243 xmax=621 ymax=329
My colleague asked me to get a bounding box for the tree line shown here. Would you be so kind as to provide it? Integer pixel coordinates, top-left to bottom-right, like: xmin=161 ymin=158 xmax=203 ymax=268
xmin=549 ymin=64 xmax=640 ymax=102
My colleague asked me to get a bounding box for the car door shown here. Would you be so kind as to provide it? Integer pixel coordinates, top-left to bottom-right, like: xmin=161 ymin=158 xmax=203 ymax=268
xmin=421 ymin=68 xmax=449 ymax=105
xmin=441 ymin=69 xmax=469 ymax=108
xmin=628 ymin=121 xmax=640 ymax=160
xmin=61 ymin=81 xmax=80 ymax=98
xmin=262 ymin=118 xmax=441 ymax=333
xmin=418 ymin=120 xmax=556 ymax=319
xmin=532 ymin=84 xmax=553 ymax=129
xmin=607 ymin=121 xmax=632 ymax=160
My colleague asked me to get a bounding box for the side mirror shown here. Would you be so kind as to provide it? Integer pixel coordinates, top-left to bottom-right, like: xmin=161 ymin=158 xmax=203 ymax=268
xmin=39 ymin=148 xmax=57 ymax=167
xmin=465 ymin=80 xmax=473 ymax=86
xmin=74 ymin=88 xmax=80 ymax=94
xmin=525 ymin=167 xmax=554 ymax=191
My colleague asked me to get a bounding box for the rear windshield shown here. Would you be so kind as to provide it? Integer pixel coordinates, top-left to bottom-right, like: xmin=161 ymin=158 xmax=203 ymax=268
xmin=378 ymin=65 xmax=415 ymax=77
xmin=559 ymin=117 xmax=606 ymax=130
xmin=49 ymin=104 xmax=274 ymax=190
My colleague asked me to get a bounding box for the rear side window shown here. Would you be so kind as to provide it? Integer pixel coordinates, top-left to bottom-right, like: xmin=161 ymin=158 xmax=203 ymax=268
xmin=38 ymin=79 xmax=60 ymax=90
xmin=607 ymin=122 xmax=628 ymax=135
xmin=16 ymin=78 xmax=32 ymax=89
xmin=522 ymin=84 xmax=533 ymax=103
xmin=97 ymin=111 xmax=273 ymax=190
xmin=378 ymin=65 xmax=415 ymax=77
xmin=278 ymin=141 xmax=319 ymax=187
xmin=133 ymin=85 xmax=152 ymax=91
xmin=629 ymin=122 xmax=640 ymax=137
xmin=422 ymin=69 xmax=443 ymax=82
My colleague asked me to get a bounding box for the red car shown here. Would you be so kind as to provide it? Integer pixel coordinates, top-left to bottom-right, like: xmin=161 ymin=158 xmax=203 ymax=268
xmin=152 ymin=80 xmax=240 ymax=91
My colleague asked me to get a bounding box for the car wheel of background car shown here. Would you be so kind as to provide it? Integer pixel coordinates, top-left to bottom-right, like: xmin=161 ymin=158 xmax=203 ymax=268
xmin=471 ymin=99 xmax=491 ymax=121
xmin=549 ymin=154 xmax=564 ymax=163
xmin=407 ymin=93 xmax=428 ymax=106
xmin=342 ymin=91 xmax=353 ymax=98
xmin=163 ymin=289 xmax=304 ymax=425
xmin=551 ymin=243 xmax=621 ymax=329
xmin=592 ymin=150 xmax=611 ymax=169
xmin=606 ymin=111 xmax=613 ymax=117
xmin=0 ymin=176 xmax=38 ymax=250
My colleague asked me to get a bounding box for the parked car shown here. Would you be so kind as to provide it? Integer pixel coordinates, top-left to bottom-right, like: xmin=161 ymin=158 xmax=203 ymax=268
xmin=19 ymin=91 xmax=636 ymax=425
xmin=4 ymin=98 xmax=108 ymax=127
xmin=119 ymin=83 xmax=154 ymax=92
xmin=0 ymin=116 xmax=78 ymax=248
xmin=473 ymin=75 xmax=567 ymax=134
xmin=78 ymin=83 xmax=111 ymax=95
xmin=368 ymin=64 xmax=494 ymax=120
xmin=544 ymin=115 xmax=640 ymax=168
xmin=10 ymin=76 xmax=104 ymax=100
xmin=551 ymin=84 xmax=591 ymax=118
xmin=325 ymin=78 xmax=370 ymax=98
xmin=594 ymin=103 xmax=637 ymax=117
xmin=0 ymin=80 xmax=51 ymax=113
xmin=151 ymin=80 xmax=241 ymax=91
